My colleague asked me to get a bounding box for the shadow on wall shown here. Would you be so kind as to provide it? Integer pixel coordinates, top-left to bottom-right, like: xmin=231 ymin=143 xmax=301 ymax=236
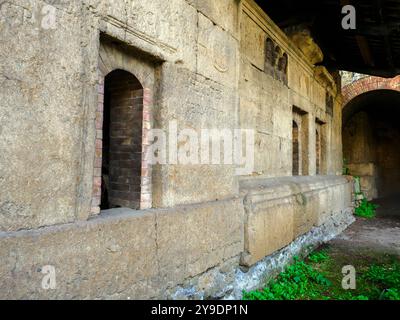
xmin=101 ymin=70 xmax=144 ymax=210
xmin=343 ymin=90 xmax=400 ymax=201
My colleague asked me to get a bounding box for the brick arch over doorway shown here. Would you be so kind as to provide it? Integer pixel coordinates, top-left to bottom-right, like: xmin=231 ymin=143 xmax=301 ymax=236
xmin=342 ymin=76 xmax=400 ymax=106
xmin=90 ymin=39 xmax=155 ymax=215
xmin=342 ymin=79 xmax=400 ymax=201
xmin=92 ymin=68 xmax=152 ymax=214
xmin=101 ymin=70 xmax=144 ymax=210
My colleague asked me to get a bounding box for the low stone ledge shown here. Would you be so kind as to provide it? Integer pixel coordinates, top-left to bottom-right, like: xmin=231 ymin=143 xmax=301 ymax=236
xmin=0 ymin=176 xmax=353 ymax=299
xmin=0 ymin=198 xmax=244 ymax=299
xmin=163 ymin=207 xmax=354 ymax=300
xmin=225 ymin=207 xmax=355 ymax=299
xmin=240 ymin=175 xmax=350 ymax=200
xmin=240 ymin=176 xmax=353 ymax=266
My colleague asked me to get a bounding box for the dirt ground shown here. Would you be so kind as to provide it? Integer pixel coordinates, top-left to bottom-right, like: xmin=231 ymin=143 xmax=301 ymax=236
xmin=330 ymin=196 xmax=400 ymax=256
xmin=307 ymin=199 xmax=400 ymax=300
xmin=242 ymin=196 xmax=400 ymax=300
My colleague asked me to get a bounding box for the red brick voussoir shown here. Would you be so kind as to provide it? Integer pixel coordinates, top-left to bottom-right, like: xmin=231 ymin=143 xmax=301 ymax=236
xmin=342 ymin=75 xmax=400 ymax=106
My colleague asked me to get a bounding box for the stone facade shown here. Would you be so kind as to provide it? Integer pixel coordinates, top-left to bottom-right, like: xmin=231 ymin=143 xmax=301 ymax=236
xmin=0 ymin=0 xmax=353 ymax=299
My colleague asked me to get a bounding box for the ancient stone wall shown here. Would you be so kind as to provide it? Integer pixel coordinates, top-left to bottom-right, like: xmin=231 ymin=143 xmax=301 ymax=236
xmin=239 ymin=2 xmax=342 ymax=180
xmin=0 ymin=177 xmax=352 ymax=300
xmin=0 ymin=0 xmax=352 ymax=299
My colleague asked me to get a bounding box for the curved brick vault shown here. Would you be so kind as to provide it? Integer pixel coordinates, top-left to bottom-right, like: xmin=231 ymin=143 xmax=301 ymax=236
xmin=342 ymin=75 xmax=400 ymax=106
xmin=342 ymin=75 xmax=400 ymax=201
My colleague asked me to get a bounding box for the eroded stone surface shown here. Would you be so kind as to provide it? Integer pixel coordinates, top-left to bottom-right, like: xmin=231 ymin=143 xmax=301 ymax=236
xmin=0 ymin=199 xmax=244 ymax=299
xmin=240 ymin=176 xmax=353 ymax=266
xmin=0 ymin=0 xmax=350 ymax=299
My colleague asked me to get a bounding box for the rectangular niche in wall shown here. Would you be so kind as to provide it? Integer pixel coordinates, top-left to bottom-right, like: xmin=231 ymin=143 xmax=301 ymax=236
xmin=91 ymin=35 xmax=155 ymax=215
xmin=101 ymin=70 xmax=144 ymax=210
xmin=265 ymin=37 xmax=288 ymax=85
xmin=326 ymin=92 xmax=334 ymax=116
xmin=316 ymin=119 xmax=327 ymax=175
xmin=292 ymin=106 xmax=309 ymax=176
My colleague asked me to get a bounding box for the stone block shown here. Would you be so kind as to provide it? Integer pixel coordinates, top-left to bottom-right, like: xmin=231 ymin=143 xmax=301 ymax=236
xmin=0 ymin=198 xmax=244 ymax=299
xmin=240 ymin=11 xmax=265 ymax=70
xmin=348 ymin=163 xmax=376 ymax=177
xmin=197 ymin=13 xmax=238 ymax=88
xmin=241 ymin=181 xmax=295 ymax=266
xmin=189 ymin=0 xmax=239 ymax=37
xmin=241 ymin=176 xmax=353 ymax=266
xmin=0 ymin=209 xmax=158 ymax=299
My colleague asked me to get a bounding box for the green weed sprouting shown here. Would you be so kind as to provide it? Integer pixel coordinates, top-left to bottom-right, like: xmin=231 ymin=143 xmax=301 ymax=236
xmin=242 ymin=249 xmax=400 ymax=300
xmin=355 ymin=198 xmax=378 ymax=219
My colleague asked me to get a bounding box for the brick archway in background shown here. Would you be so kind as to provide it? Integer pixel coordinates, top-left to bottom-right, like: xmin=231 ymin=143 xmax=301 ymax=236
xmin=342 ymin=76 xmax=400 ymax=107
xmin=342 ymin=75 xmax=400 ymax=201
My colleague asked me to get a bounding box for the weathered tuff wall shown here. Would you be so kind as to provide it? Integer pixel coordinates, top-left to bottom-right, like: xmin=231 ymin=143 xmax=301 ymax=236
xmin=0 ymin=0 xmax=352 ymax=299
xmin=1 ymin=177 xmax=353 ymax=299
xmin=239 ymin=3 xmax=343 ymax=179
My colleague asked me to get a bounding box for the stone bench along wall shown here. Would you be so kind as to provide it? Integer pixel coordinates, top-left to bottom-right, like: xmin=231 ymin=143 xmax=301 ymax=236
xmin=0 ymin=198 xmax=245 ymax=299
xmin=0 ymin=176 xmax=353 ymax=299
xmin=240 ymin=176 xmax=353 ymax=266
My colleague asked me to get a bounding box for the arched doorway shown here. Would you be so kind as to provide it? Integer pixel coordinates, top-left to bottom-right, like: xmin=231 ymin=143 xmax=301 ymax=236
xmin=342 ymin=89 xmax=400 ymax=210
xmin=101 ymin=69 xmax=144 ymax=210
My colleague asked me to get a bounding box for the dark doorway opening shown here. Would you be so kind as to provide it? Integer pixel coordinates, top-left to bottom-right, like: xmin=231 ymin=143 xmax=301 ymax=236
xmin=316 ymin=129 xmax=320 ymax=175
xmin=343 ymin=90 xmax=400 ymax=202
xmin=101 ymin=69 xmax=144 ymax=210
xmin=292 ymin=120 xmax=299 ymax=176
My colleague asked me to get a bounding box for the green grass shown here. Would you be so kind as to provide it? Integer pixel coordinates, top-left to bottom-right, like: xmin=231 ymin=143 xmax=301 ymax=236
xmin=308 ymin=249 xmax=330 ymax=263
xmin=355 ymin=198 xmax=378 ymax=219
xmin=242 ymin=246 xmax=400 ymax=300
